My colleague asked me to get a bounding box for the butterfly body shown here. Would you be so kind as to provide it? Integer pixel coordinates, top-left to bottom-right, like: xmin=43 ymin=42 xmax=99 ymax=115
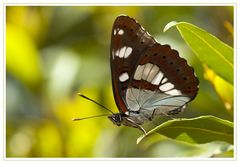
xmin=109 ymin=15 xmax=199 ymax=133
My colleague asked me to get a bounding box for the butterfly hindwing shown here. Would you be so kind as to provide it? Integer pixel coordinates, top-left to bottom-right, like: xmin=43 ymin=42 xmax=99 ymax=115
xmin=126 ymin=43 xmax=199 ymax=116
xmin=129 ymin=43 xmax=199 ymax=99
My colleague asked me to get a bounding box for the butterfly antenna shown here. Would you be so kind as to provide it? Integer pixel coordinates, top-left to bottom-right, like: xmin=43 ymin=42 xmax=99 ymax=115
xmin=78 ymin=93 xmax=114 ymax=114
xmin=72 ymin=114 xmax=110 ymax=121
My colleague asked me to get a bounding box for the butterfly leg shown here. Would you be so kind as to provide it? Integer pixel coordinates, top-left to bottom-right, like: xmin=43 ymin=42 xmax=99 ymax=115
xmin=137 ymin=125 xmax=147 ymax=135
xmin=167 ymin=106 xmax=184 ymax=115
xmin=159 ymin=111 xmax=175 ymax=120
xmin=123 ymin=117 xmax=147 ymax=135
xmin=167 ymin=105 xmax=186 ymax=120
xmin=149 ymin=108 xmax=174 ymax=120
xmin=149 ymin=108 xmax=157 ymax=121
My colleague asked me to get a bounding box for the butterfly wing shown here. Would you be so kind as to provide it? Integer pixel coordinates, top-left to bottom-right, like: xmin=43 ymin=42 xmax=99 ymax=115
xmin=110 ymin=15 xmax=157 ymax=113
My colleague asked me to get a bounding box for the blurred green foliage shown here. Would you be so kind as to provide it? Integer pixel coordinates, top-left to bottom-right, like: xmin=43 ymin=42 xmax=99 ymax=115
xmin=6 ymin=6 xmax=233 ymax=157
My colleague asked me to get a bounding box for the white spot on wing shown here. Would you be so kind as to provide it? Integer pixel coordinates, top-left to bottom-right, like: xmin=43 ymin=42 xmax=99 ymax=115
xmin=161 ymin=77 xmax=168 ymax=83
xmin=165 ymin=89 xmax=182 ymax=95
xmin=115 ymin=49 xmax=120 ymax=57
xmin=118 ymin=29 xmax=124 ymax=35
xmin=142 ymin=63 xmax=153 ymax=80
xmin=112 ymin=50 xmax=115 ymax=59
xmin=124 ymin=47 xmax=132 ymax=58
xmin=147 ymin=65 xmax=159 ymax=82
xmin=113 ymin=29 xmax=117 ymax=35
xmin=134 ymin=65 xmax=145 ymax=80
xmin=119 ymin=72 xmax=129 ymax=82
xmin=159 ymin=82 xmax=174 ymax=92
xmin=151 ymin=71 xmax=164 ymax=85
xmin=118 ymin=47 xmax=127 ymax=58
xmin=115 ymin=46 xmax=133 ymax=59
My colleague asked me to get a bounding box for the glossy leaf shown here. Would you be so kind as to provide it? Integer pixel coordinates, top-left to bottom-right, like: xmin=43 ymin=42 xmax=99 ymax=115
xmin=164 ymin=21 xmax=233 ymax=84
xmin=137 ymin=115 xmax=233 ymax=145
xmin=139 ymin=133 xmax=233 ymax=157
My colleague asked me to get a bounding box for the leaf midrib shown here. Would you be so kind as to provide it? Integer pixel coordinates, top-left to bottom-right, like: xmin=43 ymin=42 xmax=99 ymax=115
xmin=160 ymin=126 xmax=233 ymax=138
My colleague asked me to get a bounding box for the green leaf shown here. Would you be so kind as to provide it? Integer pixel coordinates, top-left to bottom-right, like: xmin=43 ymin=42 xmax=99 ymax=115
xmin=164 ymin=21 xmax=233 ymax=84
xmin=137 ymin=115 xmax=233 ymax=145
xmin=204 ymin=65 xmax=233 ymax=112
xmin=211 ymin=149 xmax=234 ymax=158
xmin=139 ymin=133 xmax=233 ymax=157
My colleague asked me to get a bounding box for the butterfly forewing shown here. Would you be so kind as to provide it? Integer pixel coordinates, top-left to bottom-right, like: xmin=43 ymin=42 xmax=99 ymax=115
xmin=110 ymin=15 xmax=157 ymax=113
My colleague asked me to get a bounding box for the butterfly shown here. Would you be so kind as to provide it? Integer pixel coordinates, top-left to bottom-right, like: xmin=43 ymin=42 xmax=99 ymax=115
xmin=74 ymin=15 xmax=199 ymax=134
xmin=107 ymin=15 xmax=199 ymax=134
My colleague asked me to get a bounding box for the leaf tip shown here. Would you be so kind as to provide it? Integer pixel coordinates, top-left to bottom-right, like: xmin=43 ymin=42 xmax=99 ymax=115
xmin=163 ymin=21 xmax=178 ymax=32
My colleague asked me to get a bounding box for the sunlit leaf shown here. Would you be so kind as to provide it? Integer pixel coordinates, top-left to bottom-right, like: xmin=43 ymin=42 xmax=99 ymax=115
xmin=212 ymin=149 xmax=234 ymax=157
xmin=139 ymin=133 xmax=233 ymax=157
xmin=137 ymin=115 xmax=233 ymax=145
xmin=204 ymin=65 xmax=233 ymax=112
xmin=164 ymin=21 xmax=233 ymax=84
